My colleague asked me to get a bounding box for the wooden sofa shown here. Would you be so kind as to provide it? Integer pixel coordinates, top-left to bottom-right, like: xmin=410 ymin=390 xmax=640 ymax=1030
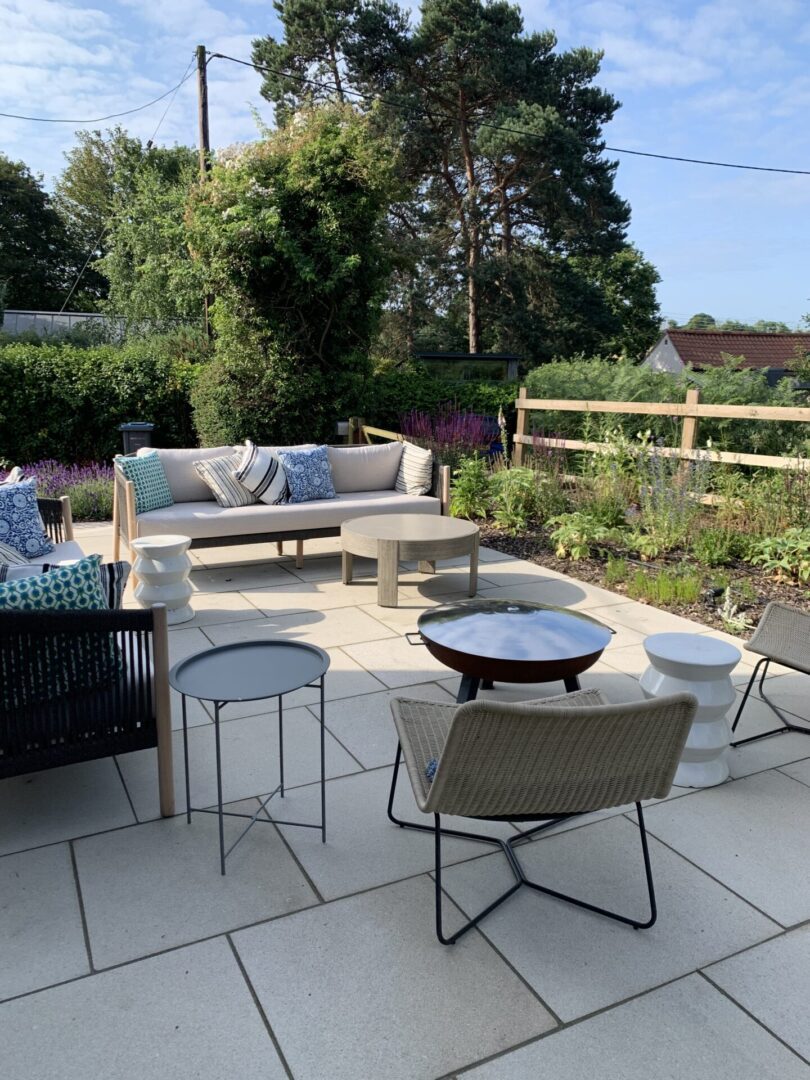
xmin=0 ymin=497 xmax=174 ymax=816
xmin=113 ymin=432 xmax=450 ymax=569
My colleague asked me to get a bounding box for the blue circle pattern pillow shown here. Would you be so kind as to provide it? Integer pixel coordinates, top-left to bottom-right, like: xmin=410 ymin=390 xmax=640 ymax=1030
xmin=279 ymin=445 xmax=336 ymax=504
xmin=0 ymin=479 xmax=54 ymax=558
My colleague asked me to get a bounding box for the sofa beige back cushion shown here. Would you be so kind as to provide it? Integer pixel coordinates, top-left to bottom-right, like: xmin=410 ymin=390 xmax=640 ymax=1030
xmin=136 ymin=446 xmax=237 ymax=503
xmin=327 ymin=443 xmax=403 ymax=493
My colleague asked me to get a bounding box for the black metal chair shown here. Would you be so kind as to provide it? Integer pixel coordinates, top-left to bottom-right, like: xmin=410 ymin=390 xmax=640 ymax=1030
xmin=731 ymin=601 xmax=810 ymax=747
xmin=388 ymin=688 xmax=695 ymax=945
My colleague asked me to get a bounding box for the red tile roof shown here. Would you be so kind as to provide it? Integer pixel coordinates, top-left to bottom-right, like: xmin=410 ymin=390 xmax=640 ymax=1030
xmin=666 ymin=329 xmax=810 ymax=370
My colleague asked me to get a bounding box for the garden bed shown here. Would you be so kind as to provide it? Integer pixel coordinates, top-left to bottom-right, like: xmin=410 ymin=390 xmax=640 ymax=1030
xmin=480 ymin=524 xmax=808 ymax=635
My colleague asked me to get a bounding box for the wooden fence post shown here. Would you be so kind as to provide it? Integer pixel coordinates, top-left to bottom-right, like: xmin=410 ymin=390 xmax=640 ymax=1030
xmin=513 ymin=386 xmax=528 ymax=466
xmin=679 ymin=388 xmax=701 ymax=466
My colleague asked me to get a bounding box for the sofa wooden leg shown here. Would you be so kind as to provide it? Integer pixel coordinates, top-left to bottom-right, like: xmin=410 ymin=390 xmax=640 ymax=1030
xmin=296 ymin=539 xmax=304 ymax=569
xmin=276 ymin=541 xmax=283 ymax=555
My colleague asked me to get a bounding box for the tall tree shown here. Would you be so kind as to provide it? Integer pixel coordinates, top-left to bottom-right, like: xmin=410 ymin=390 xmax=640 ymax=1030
xmin=0 ymin=155 xmax=74 ymax=311
xmin=97 ymin=146 xmax=204 ymax=327
xmin=53 ymin=127 xmax=142 ymax=308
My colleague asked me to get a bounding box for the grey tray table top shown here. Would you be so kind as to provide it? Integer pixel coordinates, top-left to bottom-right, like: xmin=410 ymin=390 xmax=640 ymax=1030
xmin=169 ymin=640 xmax=330 ymax=702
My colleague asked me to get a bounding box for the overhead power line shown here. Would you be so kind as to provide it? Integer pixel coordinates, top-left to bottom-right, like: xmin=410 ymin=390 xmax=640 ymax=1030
xmin=210 ymin=51 xmax=810 ymax=177
xmin=0 ymin=67 xmax=197 ymax=124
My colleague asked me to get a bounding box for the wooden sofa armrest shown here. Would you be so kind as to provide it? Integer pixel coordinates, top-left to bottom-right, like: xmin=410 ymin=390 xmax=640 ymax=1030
xmin=151 ymin=604 xmax=175 ymax=817
xmin=112 ymin=463 xmax=137 ymax=563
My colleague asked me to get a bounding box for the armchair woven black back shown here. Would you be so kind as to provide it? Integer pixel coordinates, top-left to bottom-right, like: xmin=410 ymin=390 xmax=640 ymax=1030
xmin=0 ymin=605 xmax=175 ymax=816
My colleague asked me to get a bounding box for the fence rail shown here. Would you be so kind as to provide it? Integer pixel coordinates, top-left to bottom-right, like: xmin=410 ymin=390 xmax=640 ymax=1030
xmin=513 ymin=387 xmax=810 ymax=472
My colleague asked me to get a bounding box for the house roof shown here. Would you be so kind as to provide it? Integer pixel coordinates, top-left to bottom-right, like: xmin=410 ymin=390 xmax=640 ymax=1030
xmin=665 ymin=329 xmax=810 ymax=371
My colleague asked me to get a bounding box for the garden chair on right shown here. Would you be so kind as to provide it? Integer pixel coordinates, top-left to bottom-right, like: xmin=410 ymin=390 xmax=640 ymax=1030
xmin=731 ymin=601 xmax=810 ymax=746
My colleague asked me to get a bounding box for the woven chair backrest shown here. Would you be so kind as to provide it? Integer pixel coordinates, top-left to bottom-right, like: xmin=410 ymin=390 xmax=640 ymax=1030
xmin=425 ymin=692 xmax=696 ymax=817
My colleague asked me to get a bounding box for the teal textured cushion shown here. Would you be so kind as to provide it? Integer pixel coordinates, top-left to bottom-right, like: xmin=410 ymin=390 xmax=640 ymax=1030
xmin=0 ymin=556 xmax=120 ymax=710
xmin=115 ymin=452 xmax=174 ymax=514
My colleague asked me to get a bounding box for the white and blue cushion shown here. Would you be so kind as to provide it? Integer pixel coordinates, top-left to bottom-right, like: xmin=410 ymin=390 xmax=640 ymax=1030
xmin=0 ymin=479 xmax=54 ymax=558
xmin=233 ymin=441 xmax=288 ymax=505
xmin=115 ymin=452 xmax=174 ymax=514
xmin=0 ymin=554 xmax=108 ymax=611
xmin=278 ymin=445 xmax=336 ymax=504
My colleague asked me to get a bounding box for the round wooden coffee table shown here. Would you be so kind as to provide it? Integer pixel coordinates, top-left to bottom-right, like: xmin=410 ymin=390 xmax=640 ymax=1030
xmin=417 ymin=598 xmax=614 ymax=702
xmin=341 ymin=514 xmax=479 ymax=608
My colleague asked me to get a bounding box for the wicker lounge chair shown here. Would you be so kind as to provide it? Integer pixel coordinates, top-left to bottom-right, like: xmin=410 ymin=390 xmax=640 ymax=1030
xmin=389 ymin=688 xmax=696 ymax=944
xmin=731 ymin=601 xmax=810 ymax=746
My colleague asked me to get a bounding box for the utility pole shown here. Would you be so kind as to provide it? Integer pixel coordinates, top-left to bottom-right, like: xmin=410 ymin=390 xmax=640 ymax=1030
xmin=196 ymin=44 xmax=212 ymax=335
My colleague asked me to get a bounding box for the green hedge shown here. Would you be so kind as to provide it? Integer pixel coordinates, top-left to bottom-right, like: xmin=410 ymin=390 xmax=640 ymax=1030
xmin=360 ymin=363 xmax=519 ymax=430
xmin=0 ymin=332 xmax=204 ymax=463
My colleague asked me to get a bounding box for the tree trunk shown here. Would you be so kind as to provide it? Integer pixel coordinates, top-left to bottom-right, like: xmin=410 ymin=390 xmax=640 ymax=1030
xmin=458 ymin=94 xmax=481 ymax=354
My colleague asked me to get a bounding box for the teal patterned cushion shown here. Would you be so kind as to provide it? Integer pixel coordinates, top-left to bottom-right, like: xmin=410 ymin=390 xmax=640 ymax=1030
xmin=0 ymin=554 xmax=108 ymax=611
xmin=278 ymin=445 xmax=336 ymax=503
xmin=115 ymin=452 xmax=174 ymax=514
xmin=0 ymin=556 xmax=120 ymax=710
xmin=0 ymin=479 xmax=54 ymax=558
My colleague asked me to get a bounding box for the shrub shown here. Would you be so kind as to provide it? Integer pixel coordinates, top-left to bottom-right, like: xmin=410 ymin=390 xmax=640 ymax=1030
xmin=450 ymin=455 xmax=491 ymax=520
xmin=547 ymin=511 xmax=617 ymax=560
xmin=626 ymin=568 xmax=703 ymax=605
xmin=749 ymin=528 xmax=810 ymax=583
xmin=0 ymin=460 xmax=114 ymax=521
xmin=0 ymin=331 xmax=203 ymax=463
xmin=488 ymin=467 xmax=543 ymax=535
xmin=690 ymin=527 xmax=748 ymax=567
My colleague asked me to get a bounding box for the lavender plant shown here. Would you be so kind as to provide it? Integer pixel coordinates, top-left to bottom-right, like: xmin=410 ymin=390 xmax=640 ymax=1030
xmin=400 ymin=407 xmax=494 ymax=471
xmin=0 ymin=460 xmax=114 ymax=521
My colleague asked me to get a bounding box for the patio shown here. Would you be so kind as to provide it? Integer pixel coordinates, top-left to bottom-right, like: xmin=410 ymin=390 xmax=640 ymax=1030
xmin=2 ymin=521 xmax=810 ymax=1079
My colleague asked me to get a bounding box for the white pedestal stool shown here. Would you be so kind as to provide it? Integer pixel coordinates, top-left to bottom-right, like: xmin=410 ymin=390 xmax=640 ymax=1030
xmin=640 ymin=632 xmax=741 ymax=788
xmin=131 ymin=534 xmax=194 ymax=625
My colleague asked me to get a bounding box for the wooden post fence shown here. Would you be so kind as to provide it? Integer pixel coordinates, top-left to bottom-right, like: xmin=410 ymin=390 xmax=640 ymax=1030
xmin=512 ymin=388 xmax=810 ymax=472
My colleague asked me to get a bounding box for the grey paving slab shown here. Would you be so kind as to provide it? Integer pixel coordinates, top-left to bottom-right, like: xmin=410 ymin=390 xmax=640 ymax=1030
xmin=437 ymin=659 xmax=647 ymax=707
xmin=291 ymin=553 xmax=378 ymax=581
xmin=0 ymin=758 xmax=135 ymax=857
xmin=203 ymin=605 xmax=395 ymax=649
xmin=342 ymin=633 xmax=451 ymax=687
xmin=74 ymin=800 xmax=317 ymax=967
xmin=275 ymin=766 xmax=516 ymax=900
xmin=439 ymin=814 xmax=777 ymax=1021
xmin=189 ymin=560 xmax=296 ymax=592
xmin=780 ymin=757 xmax=810 ymax=787
xmin=180 ymin=589 xmax=265 ymax=628
xmin=477 ymin=577 xmax=630 ymax=611
xmin=244 ymin=575 xmax=396 ymax=614
xmin=465 ymin=973 xmax=810 ymax=1080
xmin=750 ymin=671 xmax=810 ymax=723
xmin=0 ymin=937 xmax=288 ymax=1080
xmin=233 ymin=875 xmax=555 ymax=1080
xmin=643 ymin=769 xmax=810 ymax=926
xmin=0 ymin=844 xmax=89 ymax=1001
xmin=728 ymin=692 xmax=810 ymax=778
xmin=319 ymin=681 xmax=456 ymax=768
xmin=118 ymin=706 xmax=362 ymax=820
xmin=166 ymin=625 xmax=212 ymax=666
xmin=707 ymin=926 xmax=810 ymax=1061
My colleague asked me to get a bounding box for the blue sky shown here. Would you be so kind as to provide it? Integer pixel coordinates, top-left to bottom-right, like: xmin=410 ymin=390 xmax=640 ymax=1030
xmin=2 ymin=0 xmax=809 ymax=325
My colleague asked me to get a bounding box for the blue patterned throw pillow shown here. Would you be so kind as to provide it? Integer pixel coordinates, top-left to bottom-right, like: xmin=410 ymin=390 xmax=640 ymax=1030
xmin=278 ymin=445 xmax=336 ymax=504
xmin=0 ymin=478 xmax=54 ymax=558
xmin=115 ymin=452 xmax=174 ymax=514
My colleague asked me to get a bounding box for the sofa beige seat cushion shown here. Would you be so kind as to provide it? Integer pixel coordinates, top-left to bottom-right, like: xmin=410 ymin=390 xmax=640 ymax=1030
xmin=137 ymin=489 xmax=441 ymax=541
xmin=136 ymin=446 xmax=236 ymax=503
xmin=1 ymin=540 xmax=88 ymax=580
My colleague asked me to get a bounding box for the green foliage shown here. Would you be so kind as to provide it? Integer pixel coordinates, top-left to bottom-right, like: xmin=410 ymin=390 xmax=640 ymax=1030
xmin=690 ymin=527 xmax=747 ymax=567
xmin=0 ymin=154 xmax=76 ymax=310
xmin=362 ymin=362 xmax=517 ymax=430
xmin=749 ymin=529 xmax=810 ymax=583
xmin=99 ymin=146 xmax=204 ymax=327
xmin=626 ymin=568 xmax=703 ymax=605
xmin=604 ymin=555 xmax=628 ymax=586
xmin=548 ymin=511 xmax=616 ymax=560
xmin=0 ymin=332 xmax=203 ymax=462
xmin=450 ymin=454 xmax=491 ymax=519
xmin=189 ymin=105 xmax=397 ymax=445
xmin=64 ymin=478 xmax=114 ymax=521
xmin=488 ymin=467 xmax=543 ymax=534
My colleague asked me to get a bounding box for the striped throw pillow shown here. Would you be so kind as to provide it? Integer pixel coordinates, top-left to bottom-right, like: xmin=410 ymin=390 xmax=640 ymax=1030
xmin=395 ymin=442 xmax=434 ymax=496
xmin=233 ymin=441 xmax=288 ymax=505
xmin=194 ymin=453 xmax=257 ymax=508
xmin=0 ymin=540 xmax=28 ymax=566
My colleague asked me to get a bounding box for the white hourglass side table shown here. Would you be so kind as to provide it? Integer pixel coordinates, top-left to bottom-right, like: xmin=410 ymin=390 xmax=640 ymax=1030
xmin=131 ymin=534 xmax=194 ymax=625
xmin=640 ymin=632 xmax=741 ymax=788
